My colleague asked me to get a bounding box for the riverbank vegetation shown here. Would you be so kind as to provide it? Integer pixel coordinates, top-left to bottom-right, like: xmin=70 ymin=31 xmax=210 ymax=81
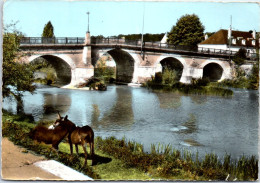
xmin=94 ymin=55 xmax=116 ymax=84
xmin=2 ymin=111 xmax=258 ymax=181
xmin=34 ymin=65 xmax=57 ymax=85
xmin=216 ymin=63 xmax=259 ymax=90
xmin=143 ymin=68 xmax=233 ymax=97
xmin=214 ymin=48 xmax=259 ymax=90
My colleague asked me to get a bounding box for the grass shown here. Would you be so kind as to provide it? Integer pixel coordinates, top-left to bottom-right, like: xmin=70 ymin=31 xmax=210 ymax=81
xmin=58 ymin=142 xmax=151 ymax=180
xmin=95 ymin=136 xmax=258 ymax=181
xmin=2 ymin=111 xmax=258 ymax=181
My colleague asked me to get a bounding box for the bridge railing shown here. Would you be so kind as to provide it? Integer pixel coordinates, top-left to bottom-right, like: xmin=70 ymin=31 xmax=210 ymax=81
xmin=20 ymin=37 xmax=85 ymax=44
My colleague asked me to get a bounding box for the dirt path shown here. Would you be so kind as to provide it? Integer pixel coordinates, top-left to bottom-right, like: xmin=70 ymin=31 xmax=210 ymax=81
xmin=1 ymin=138 xmax=62 ymax=180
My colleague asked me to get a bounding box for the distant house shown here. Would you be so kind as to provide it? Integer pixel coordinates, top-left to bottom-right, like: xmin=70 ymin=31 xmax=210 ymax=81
xmin=198 ymin=29 xmax=258 ymax=56
xmin=160 ymin=33 xmax=168 ymax=46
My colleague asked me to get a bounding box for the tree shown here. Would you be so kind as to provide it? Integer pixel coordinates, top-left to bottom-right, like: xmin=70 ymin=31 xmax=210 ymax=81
xmin=233 ymin=48 xmax=247 ymax=66
xmin=3 ymin=24 xmax=36 ymax=113
xmin=167 ymin=14 xmax=205 ymax=46
xmin=42 ymin=21 xmax=55 ymax=38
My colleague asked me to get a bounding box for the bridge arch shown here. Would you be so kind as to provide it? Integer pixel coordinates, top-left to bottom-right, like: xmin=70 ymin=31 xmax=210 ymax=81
xmin=155 ymin=55 xmax=188 ymax=82
xmin=201 ymin=60 xmax=231 ymax=81
xmin=29 ymin=54 xmax=76 ymax=85
xmin=202 ymin=63 xmax=223 ymax=81
xmin=94 ymin=48 xmax=136 ymax=83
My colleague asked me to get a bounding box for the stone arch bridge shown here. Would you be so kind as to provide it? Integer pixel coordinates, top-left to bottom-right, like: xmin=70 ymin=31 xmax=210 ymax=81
xmin=19 ymin=35 xmax=235 ymax=86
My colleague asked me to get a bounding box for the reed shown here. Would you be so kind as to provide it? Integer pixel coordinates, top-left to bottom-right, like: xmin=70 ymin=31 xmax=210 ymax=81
xmin=95 ymin=136 xmax=258 ymax=181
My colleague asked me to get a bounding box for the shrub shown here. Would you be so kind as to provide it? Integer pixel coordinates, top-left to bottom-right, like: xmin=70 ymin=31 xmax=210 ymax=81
xmin=191 ymin=78 xmax=210 ymax=86
xmin=162 ymin=68 xmax=178 ymax=85
xmin=154 ymin=72 xmax=163 ymax=83
xmin=233 ymin=48 xmax=247 ymax=66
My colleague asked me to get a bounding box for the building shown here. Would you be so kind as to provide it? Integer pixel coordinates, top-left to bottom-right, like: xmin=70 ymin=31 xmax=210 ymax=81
xmin=198 ymin=29 xmax=258 ymax=57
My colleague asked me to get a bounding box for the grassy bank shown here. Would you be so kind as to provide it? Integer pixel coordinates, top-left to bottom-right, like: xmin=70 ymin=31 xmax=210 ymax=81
xmin=96 ymin=136 xmax=258 ymax=181
xmin=2 ymin=111 xmax=258 ymax=181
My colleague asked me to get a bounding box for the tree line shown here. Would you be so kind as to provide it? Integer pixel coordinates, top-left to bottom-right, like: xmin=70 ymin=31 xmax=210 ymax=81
xmin=39 ymin=15 xmax=206 ymax=46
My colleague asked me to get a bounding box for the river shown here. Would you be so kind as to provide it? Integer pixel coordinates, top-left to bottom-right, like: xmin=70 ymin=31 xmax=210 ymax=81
xmin=2 ymin=84 xmax=259 ymax=160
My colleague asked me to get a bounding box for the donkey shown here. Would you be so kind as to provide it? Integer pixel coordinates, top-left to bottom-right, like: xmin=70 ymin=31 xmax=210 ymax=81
xmin=30 ymin=122 xmax=69 ymax=151
xmin=55 ymin=113 xmax=95 ymax=166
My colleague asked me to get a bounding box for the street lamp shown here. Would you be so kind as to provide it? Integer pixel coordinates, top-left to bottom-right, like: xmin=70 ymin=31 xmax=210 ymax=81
xmin=86 ymin=11 xmax=90 ymax=33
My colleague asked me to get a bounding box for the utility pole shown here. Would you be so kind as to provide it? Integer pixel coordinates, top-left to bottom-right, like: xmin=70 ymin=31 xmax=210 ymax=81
xmin=86 ymin=11 xmax=90 ymax=33
xmin=141 ymin=3 xmax=145 ymax=60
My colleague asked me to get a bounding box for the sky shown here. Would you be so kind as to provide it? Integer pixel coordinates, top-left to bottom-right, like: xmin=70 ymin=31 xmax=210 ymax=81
xmin=3 ymin=0 xmax=260 ymax=37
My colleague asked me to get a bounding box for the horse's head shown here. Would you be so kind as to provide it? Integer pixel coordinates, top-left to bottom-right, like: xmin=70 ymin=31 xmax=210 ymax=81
xmin=54 ymin=111 xmax=68 ymax=126
xmin=54 ymin=111 xmax=76 ymax=130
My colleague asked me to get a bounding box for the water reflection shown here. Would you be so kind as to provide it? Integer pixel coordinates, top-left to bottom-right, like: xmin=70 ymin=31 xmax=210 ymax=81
xmin=182 ymin=139 xmax=203 ymax=147
xmin=190 ymin=95 xmax=208 ymax=104
xmin=155 ymin=91 xmax=182 ymax=109
xmin=42 ymin=93 xmax=71 ymax=120
xmin=180 ymin=114 xmax=198 ymax=134
xmin=170 ymin=114 xmax=197 ymax=134
xmin=91 ymin=87 xmax=134 ymax=130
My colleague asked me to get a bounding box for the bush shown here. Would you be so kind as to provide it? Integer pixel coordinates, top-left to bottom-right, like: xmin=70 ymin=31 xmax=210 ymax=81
xmin=162 ymin=68 xmax=178 ymax=85
xmin=191 ymin=78 xmax=210 ymax=86
xmin=154 ymin=72 xmax=163 ymax=83
xmin=233 ymin=48 xmax=247 ymax=66
xmin=217 ymin=63 xmax=259 ymax=90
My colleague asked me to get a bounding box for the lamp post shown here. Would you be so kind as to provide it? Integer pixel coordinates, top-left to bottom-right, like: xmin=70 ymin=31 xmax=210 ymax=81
xmin=86 ymin=11 xmax=90 ymax=33
xmin=85 ymin=11 xmax=91 ymax=44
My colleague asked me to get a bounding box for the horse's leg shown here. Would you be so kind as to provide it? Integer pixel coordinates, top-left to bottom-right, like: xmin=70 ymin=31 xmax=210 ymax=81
xmin=68 ymin=134 xmax=73 ymax=155
xmin=52 ymin=143 xmax=59 ymax=151
xmin=90 ymin=139 xmax=95 ymax=165
xmin=52 ymin=142 xmax=60 ymax=154
xmin=75 ymin=144 xmax=79 ymax=155
xmin=81 ymin=140 xmax=88 ymax=167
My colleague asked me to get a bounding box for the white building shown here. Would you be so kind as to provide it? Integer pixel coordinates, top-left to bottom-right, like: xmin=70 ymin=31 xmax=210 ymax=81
xmin=198 ymin=29 xmax=258 ymax=57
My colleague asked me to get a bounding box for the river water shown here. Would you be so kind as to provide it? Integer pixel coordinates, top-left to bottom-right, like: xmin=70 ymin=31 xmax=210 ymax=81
xmin=3 ymin=84 xmax=259 ymax=159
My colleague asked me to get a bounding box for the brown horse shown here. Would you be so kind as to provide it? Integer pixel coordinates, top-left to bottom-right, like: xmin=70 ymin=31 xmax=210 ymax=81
xmin=30 ymin=122 xmax=69 ymax=151
xmin=55 ymin=113 xmax=95 ymax=166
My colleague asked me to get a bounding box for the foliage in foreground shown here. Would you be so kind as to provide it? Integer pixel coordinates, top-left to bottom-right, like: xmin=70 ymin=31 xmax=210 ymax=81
xmin=96 ymin=136 xmax=258 ymax=181
xmin=3 ymin=26 xmax=36 ymax=105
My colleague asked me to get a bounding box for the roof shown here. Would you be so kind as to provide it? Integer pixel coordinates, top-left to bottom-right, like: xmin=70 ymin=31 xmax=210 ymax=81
xmin=160 ymin=33 xmax=168 ymax=44
xmin=199 ymin=29 xmax=257 ymax=47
